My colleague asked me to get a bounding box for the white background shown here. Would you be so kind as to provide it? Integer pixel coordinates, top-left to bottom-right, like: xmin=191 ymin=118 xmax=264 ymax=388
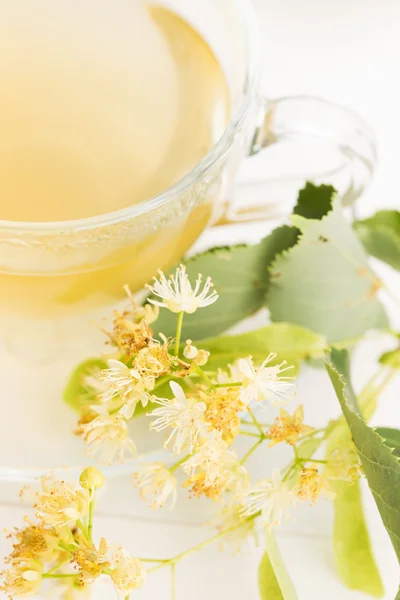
xmin=1 ymin=0 xmax=400 ymax=598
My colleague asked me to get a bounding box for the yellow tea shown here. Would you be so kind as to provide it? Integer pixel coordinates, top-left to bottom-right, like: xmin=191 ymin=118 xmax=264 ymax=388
xmin=0 ymin=3 xmax=230 ymax=317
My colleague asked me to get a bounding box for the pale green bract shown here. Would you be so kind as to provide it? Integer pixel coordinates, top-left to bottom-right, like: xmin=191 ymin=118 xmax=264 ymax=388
xmin=259 ymin=532 xmax=298 ymax=600
xmin=259 ymin=551 xmax=284 ymax=600
xmin=332 ymin=480 xmax=384 ymax=597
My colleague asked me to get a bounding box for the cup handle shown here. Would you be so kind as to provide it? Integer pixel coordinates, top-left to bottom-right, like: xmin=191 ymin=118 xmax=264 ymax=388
xmin=217 ymin=95 xmax=377 ymax=224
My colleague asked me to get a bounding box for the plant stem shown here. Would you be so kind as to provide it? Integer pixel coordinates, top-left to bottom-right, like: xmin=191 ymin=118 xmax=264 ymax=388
xmin=88 ymin=487 xmax=95 ymax=543
xmin=239 ymin=430 xmax=261 ymax=438
xmin=170 ymin=454 xmax=190 ymax=474
xmin=240 ymin=419 xmax=272 ymax=428
xmin=58 ymin=541 xmax=77 ymax=554
xmin=175 ymin=312 xmax=184 ymax=356
xmin=171 ymin=563 xmax=176 ymax=600
xmin=45 ymin=560 xmax=70 ymax=576
xmin=139 ymin=558 xmax=170 ymax=564
xmin=359 ymin=365 xmax=397 ymax=416
xmin=297 ymin=427 xmax=327 ymax=441
xmin=76 ymin=519 xmax=89 ymax=540
xmin=195 ymin=364 xmax=215 ymax=388
xmin=148 ymin=523 xmax=245 ymax=573
xmin=248 ymin=407 xmax=265 ymax=437
xmin=297 ymin=457 xmax=327 ymax=465
xmin=282 ymin=463 xmax=296 ymax=482
xmin=264 ymin=531 xmax=299 ymax=600
xmin=241 ymin=438 xmax=265 ymax=465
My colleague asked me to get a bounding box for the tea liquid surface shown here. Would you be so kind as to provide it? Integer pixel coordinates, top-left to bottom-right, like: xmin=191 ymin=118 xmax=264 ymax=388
xmin=0 ymin=2 xmax=229 ymax=222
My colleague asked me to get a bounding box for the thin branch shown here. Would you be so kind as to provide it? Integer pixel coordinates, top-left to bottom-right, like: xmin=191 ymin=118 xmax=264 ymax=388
xmin=248 ymin=407 xmax=265 ymax=437
xmin=171 ymin=563 xmax=176 ymax=600
xmin=241 ymin=438 xmax=265 ymax=465
xmin=175 ymin=312 xmax=184 ymax=356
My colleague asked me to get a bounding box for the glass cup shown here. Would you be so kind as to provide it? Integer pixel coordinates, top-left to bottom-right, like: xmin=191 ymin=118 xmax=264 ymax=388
xmin=0 ymin=0 xmax=376 ymax=482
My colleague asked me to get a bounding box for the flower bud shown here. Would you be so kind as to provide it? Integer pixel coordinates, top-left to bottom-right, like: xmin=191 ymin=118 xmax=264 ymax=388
xmin=183 ymin=339 xmax=198 ymax=359
xmin=194 ymin=350 xmax=210 ymax=366
xmin=80 ymin=467 xmax=105 ymax=490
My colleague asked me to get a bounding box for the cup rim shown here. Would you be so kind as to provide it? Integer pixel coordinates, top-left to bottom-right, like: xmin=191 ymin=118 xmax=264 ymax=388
xmin=0 ymin=0 xmax=262 ymax=234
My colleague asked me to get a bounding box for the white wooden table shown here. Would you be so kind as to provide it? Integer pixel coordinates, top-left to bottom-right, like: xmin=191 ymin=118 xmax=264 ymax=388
xmin=1 ymin=0 xmax=399 ymax=598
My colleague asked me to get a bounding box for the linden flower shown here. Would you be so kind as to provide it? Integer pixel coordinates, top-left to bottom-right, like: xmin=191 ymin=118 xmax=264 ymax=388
xmin=187 ymin=461 xmax=250 ymax=502
xmin=236 ymin=353 xmax=296 ymax=407
xmin=149 ymin=382 xmax=206 ymax=454
xmin=182 ymin=434 xmax=244 ymax=501
xmin=34 ymin=479 xmax=89 ymax=527
xmin=8 ymin=524 xmax=61 ymax=563
xmin=296 ymin=467 xmax=336 ymax=504
xmin=267 ymin=405 xmax=314 ymax=447
xmin=133 ymin=342 xmax=171 ymax=378
xmin=146 ymin=265 xmax=218 ymax=314
xmin=72 ymin=538 xmax=109 ymax=584
xmin=111 ymin=549 xmax=146 ymax=595
xmin=1 ymin=558 xmax=43 ymax=597
xmin=183 ymin=339 xmax=199 ymax=359
xmin=184 ymin=472 xmax=226 ymax=501
xmin=100 ymin=359 xmax=154 ymax=412
xmin=182 ymin=434 xmax=237 ymax=487
xmin=225 ymin=462 xmax=251 ymax=502
xmin=213 ymin=504 xmax=257 ymax=551
xmin=204 ymin=387 xmax=244 ymax=445
xmin=326 ymin=446 xmax=362 ymax=483
xmin=132 ymin=463 xmax=177 ymax=509
xmin=112 ymin=314 xmax=154 ymax=357
xmin=76 ymin=413 xmax=137 ymax=465
xmin=242 ymin=470 xmax=296 ymax=530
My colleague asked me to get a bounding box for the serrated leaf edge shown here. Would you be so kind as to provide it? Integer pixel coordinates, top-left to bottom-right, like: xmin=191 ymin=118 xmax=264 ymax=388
xmin=266 ymin=196 xmax=339 ymax=280
xmin=266 ymin=229 xmax=304 ymax=281
xmin=185 ymin=242 xmax=251 ymax=266
xmin=325 ymin=357 xmax=400 ymax=466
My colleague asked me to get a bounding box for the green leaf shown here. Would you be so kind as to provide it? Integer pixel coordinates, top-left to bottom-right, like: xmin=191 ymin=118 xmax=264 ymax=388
xmin=293 ymin=182 xmax=336 ymax=219
xmin=63 ymin=358 xmax=107 ymax=412
xmin=379 ymin=348 xmax=400 ymax=369
xmin=199 ymin=323 xmax=327 ymax=375
xmin=375 ymin=428 xmax=400 ymax=458
xmin=332 ymin=479 xmax=384 ymax=597
xmin=326 ymin=349 xmax=400 ymax=565
xmin=259 ymin=552 xmax=284 ymax=599
xmin=354 ymin=210 xmax=400 ymax=271
xmin=259 ymin=531 xmax=298 ymax=600
xmin=152 ymin=226 xmax=298 ymax=341
xmin=267 ymin=197 xmax=388 ymax=343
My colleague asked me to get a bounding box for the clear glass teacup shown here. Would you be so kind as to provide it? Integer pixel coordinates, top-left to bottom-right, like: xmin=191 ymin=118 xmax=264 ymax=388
xmin=0 ymin=0 xmax=376 ymax=481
